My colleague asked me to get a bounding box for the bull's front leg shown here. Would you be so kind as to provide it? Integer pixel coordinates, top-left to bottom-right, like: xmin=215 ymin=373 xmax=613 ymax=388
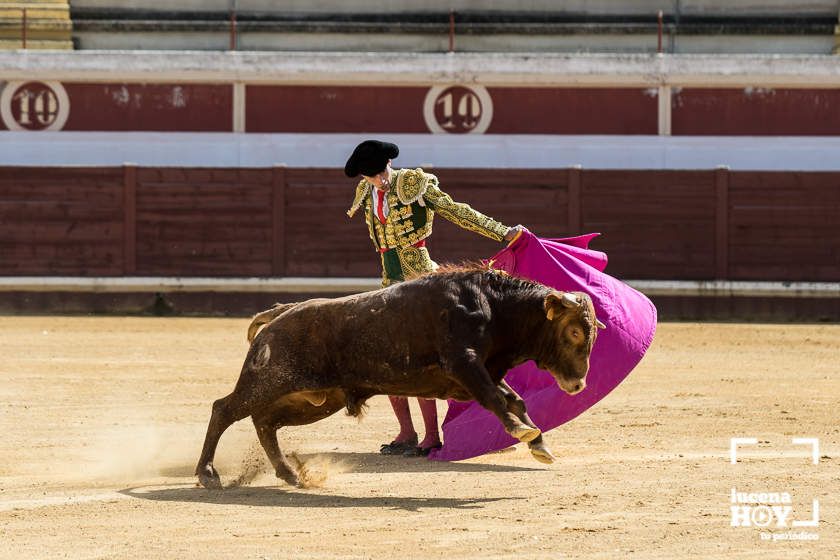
xmin=450 ymin=351 xmax=541 ymax=444
xmin=499 ymin=380 xmax=556 ymax=465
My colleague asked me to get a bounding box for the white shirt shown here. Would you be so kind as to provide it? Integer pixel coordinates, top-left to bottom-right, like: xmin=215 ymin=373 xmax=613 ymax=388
xmin=371 ymin=186 xmax=390 ymax=219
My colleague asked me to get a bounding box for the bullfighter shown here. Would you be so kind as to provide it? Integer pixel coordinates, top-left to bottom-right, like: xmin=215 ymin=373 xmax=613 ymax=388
xmin=344 ymin=139 xmax=521 ymax=457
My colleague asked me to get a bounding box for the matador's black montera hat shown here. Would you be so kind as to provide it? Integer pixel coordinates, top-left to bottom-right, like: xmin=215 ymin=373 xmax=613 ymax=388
xmin=344 ymin=140 xmax=399 ymax=178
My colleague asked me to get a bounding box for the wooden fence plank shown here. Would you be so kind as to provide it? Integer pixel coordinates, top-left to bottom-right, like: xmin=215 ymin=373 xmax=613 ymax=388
xmin=123 ymin=164 xmax=136 ymax=275
xmin=273 ymin=165 xmax=287 ymax=276
xmin=715 ymin=166 xmax=729 ymax=279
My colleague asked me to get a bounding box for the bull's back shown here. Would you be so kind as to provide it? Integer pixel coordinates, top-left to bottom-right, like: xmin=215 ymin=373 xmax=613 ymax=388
xmin=254 ymin=287 xmax=448 ymax=379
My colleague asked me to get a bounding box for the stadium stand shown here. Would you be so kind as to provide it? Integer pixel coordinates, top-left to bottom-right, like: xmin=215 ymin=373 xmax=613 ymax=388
xmin=68 ymin=0 xmax=840 ymax=54
xmin=0 ymin=0 xmax=72 ymax=50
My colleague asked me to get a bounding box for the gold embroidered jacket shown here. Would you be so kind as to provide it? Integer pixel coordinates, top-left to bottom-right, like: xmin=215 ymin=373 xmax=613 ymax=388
xmin=346 ymin=168 xmax=509 ymax=253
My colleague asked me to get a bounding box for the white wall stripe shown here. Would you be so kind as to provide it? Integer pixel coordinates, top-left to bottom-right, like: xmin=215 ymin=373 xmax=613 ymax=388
xmin=4 ymin=131 xmax=840 ymax=170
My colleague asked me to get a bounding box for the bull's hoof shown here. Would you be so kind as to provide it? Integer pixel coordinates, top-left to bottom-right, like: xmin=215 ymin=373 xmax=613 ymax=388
xmin=510 ymin=424 xmax=541 ymax=443
xmin=528 ymin=441 xmax=556 ymax=464
xmin=197 ymin=464 xmax=223 ymax=490
xmin=276 ymin=469 xmax=301 ymax=487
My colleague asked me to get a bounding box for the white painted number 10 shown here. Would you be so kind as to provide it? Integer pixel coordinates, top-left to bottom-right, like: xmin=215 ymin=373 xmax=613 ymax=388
xmin=423 ymin=85 xmax=493 ymax=134
xmin=12 ymin=85 xmax=59 ymax=128
xmin=435 ymin=88 xmax=482 ymax=131
xmin=0 ymin=81 xmax=70 ymax=131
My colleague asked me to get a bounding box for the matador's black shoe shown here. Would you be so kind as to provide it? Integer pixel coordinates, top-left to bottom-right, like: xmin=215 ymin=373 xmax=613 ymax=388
xmin=404 ymin=443 xmax=443 ymax=457
xmin=379 ymin=435 xmax=418 ymax=455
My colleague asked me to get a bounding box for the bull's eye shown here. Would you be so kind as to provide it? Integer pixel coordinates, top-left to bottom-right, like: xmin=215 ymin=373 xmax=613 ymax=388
xmin=566 ymin=325 xmax=583 ymax=343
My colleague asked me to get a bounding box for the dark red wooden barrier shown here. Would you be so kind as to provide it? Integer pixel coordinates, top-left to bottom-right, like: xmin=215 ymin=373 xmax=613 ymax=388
xmin=0 ymin=166 xmax=125 ymax=275
xmin=1 ymin=165 xmax=838 ymax=282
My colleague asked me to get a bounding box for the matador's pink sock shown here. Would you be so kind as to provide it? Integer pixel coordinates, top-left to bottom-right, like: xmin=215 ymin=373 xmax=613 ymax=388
xmin=388 ymin=396 xmax=417 ymax=443
xmin=417 ymin=398 xmax=441 ymax=448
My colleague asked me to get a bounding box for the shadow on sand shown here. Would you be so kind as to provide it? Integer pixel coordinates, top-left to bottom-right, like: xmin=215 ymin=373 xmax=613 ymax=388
xmin=130 ymin=451 xmax=538 ymax=509
xmin=119 ymin=484 xmax=518 ymax=511
xmin=158 ymin=450 xmax=542 ymax=478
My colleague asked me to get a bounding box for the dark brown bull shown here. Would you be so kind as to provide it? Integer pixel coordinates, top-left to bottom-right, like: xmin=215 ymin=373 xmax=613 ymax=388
xmin=195 ymin=266 xmax=604 ymax=489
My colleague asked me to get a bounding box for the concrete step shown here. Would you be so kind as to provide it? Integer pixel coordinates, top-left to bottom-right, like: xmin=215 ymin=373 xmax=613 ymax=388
xmin=0 ymin=0 xmax=67 ymax=3
xmin=0 ymin=27 xmax=72 ymax=40
xmin=0 ymin=1 xmax=70 ymax=24
xmin=0 ymin=18 xmax=72 ymax=28
xmin=0 ymin=38 xmax=72 ymax=49
xmin=0 ymin=8 xmax=71 ymax=20
xmin=0 ymin=18 xmax=73 ymax=42
xmin=0 ymin=1 xmax=69 ymax=6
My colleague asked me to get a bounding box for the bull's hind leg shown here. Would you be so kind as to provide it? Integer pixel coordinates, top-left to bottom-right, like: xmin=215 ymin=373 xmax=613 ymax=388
xmin=249 ymin=390 xmax=348 ymax=488
xmin=499 ymin=381 xmax=555 ymax=464
xmin=195 ymin=393 xmax=252 ymax=489
xmin=252 ymin=415 xmax=300 ymax=487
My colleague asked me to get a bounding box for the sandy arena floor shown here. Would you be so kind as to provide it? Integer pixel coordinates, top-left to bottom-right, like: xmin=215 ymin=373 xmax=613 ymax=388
xmin=0 ymin=316 xmax=837 ymax=559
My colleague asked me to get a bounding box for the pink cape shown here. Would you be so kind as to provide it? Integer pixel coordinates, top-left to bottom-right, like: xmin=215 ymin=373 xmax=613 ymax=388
xmin=428 ymin=231 xmax=657 ymax=461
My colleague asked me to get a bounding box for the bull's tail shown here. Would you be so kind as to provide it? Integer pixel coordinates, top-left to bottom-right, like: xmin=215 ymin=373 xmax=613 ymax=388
xmin=247 ymin=302 xmax=301 ymax=343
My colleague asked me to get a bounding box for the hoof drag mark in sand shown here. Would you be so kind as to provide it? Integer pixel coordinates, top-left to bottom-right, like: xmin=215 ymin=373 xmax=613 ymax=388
xmin=224 ymin=444 xmax=347 ymax=489
xmin=227 ymin=442 xmax=271 ymax=488
xmin=290 ymin=453 xmax=348 ymax=489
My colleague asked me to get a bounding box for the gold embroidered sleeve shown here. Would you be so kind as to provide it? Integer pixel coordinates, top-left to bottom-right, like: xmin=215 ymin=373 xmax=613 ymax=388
xmin=347 ymin=180 xmax=370 ymax=218
xmin=423 ymin=184 xmax=509 ymax=242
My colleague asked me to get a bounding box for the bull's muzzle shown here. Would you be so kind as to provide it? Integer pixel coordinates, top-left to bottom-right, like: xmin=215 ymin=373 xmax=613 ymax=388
xmin=556 ymin=375 xmax=586 ymax=396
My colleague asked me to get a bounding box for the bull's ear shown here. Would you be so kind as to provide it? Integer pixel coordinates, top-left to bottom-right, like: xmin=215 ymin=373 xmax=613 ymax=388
xmin=544 ymin=292 xmax=563 ymax=321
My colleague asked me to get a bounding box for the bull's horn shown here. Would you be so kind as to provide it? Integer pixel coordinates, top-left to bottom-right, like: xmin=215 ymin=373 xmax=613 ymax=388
xmin=561 ymin=293 xmax=580 ymax=308
xmin=596 ymin=319 xmax=607 ymax=330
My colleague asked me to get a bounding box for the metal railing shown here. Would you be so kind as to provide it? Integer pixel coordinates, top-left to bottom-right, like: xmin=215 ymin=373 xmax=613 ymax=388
xmin=222 ymin=9 xmax=457 ymax=53
xmin=229 ymin=10 xmax=236 ymax=50
xmin=21 ymin=7 xmax=27 ymax=49
xmin=657 ymin=10 xmax=663 ymax=53
xmin=449 ymin=10 xmax=455 ymax=52
xmin=217 ymin=9 xmax=665 ymax=55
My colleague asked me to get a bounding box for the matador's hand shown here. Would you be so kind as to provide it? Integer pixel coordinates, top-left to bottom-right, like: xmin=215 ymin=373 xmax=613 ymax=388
xmin=504 ymin=224 xmax=525 ymax=242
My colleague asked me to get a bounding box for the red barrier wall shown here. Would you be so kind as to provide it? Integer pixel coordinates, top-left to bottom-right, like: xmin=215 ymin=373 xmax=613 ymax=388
xmin=4 ymin=79 xmax=840 ymax=136
xmin=1 ymin=166 xmax=838 ymax=281
xmin=672 ymin=88 xmax=840 ymax=136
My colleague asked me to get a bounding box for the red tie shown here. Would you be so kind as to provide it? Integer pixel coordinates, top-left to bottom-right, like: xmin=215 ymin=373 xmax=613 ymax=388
xmin=376 ymin=189 xmax=387 ymax=224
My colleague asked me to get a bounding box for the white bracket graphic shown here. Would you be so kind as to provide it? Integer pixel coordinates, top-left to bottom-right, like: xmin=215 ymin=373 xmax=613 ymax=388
xmin=730 ymin=437 xmax=820 ymax=464
xmin=730 ymin=437 xmax=757 ymax=464
xmin=792 ymin=500 xmax=820 ymax=527
xmin=792 ymin=438 xmax=820 ymax=465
